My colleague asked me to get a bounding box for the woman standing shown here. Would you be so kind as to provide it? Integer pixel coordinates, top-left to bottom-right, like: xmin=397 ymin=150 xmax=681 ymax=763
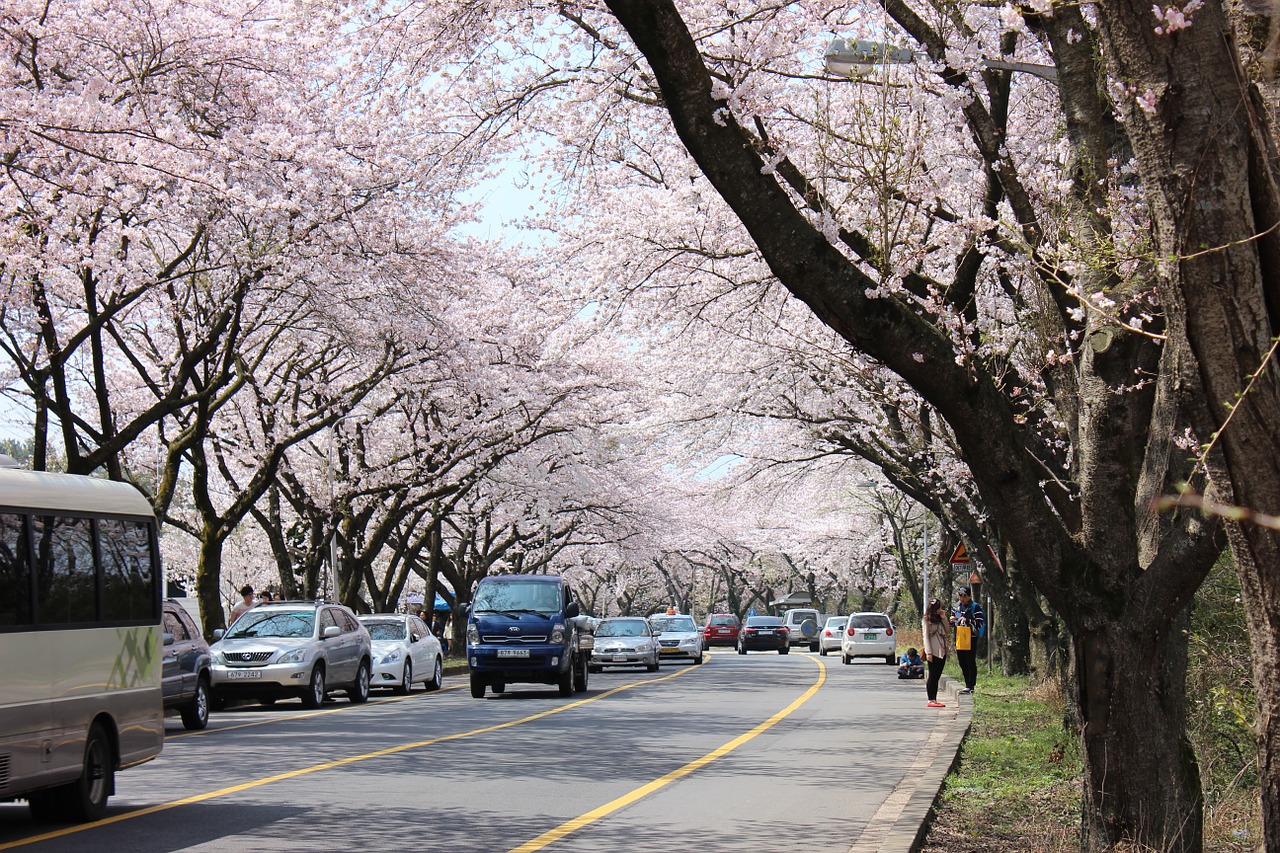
xmin=921 ymin=598 xmax=951 ymax=708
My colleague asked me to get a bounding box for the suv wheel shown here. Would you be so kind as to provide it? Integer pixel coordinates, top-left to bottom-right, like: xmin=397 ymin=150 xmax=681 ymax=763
xmin=302 ymin=665 xmax=326 ymax=709
xmin=180 ymin=677 xmax=210 ymax=730
xmin=470 ymin=673 xmax=486 ymax=698
xmin=347 ymin=660 xmax=371 ymax=704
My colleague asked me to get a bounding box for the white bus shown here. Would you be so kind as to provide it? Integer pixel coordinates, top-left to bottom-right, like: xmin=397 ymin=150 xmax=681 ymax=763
xmin=0 ymin=464 xmax=164 ymax=821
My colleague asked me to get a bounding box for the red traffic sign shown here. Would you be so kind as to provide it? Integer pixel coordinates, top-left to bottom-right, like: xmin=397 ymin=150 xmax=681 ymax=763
xmin=950 ymin=542 xmax=970 ymax=564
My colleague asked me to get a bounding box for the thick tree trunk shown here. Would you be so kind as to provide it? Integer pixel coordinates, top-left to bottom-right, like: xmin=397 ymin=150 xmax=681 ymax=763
xmin=195 ymin=532 xmax=226 ymax=639
xmin=1076 ymin=623 xmax=1202 ymax=851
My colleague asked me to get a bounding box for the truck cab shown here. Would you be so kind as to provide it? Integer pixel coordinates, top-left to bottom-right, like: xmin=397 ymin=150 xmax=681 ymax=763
xmin=466 ymin=575 xmax=590 ymax=698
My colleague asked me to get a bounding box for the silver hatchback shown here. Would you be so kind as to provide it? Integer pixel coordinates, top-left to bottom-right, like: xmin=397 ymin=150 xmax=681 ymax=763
xmin=210 ymin=601 xmax=373 ymax=709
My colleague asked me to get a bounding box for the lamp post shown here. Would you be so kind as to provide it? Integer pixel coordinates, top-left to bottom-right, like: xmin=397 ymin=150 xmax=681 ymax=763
xmin=824 ymin=37 xmax=1058 ymax=82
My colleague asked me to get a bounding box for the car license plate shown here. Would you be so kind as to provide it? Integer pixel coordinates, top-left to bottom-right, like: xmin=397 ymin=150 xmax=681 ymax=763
xmin=613 ymin=654 xmax=628 ymax=662
xmin=660 ymin=648 xmax=678 ymax=654
xmin=228 ymin=669 xmax=261 ymax=679
xmin=864 ymin=633 xmax=878 ymax=640
xmin=497 ymin=648 xmax=530 ymax=658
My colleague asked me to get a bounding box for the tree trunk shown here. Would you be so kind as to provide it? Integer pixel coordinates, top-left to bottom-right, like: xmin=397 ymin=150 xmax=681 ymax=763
xmin=1076 ymin=622 xmax=1201 ymax=851
xmin=195 ymin=531 xmax=226 ymax=639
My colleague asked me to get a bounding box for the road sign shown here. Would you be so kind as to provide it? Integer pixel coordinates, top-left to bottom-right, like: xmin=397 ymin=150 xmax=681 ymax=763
xmin=950 ymin=542 xmax=970 ymax=564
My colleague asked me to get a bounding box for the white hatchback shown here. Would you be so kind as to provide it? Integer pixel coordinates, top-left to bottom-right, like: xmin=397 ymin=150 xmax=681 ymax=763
xmin=818 ymin=616 xmax=848 ymax=656
xmin=840 ymin=612 xmax=897 ymax=665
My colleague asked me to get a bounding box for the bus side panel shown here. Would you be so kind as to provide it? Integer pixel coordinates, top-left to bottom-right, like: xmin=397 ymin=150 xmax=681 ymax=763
xmin=0 ymin=633 xmax=62 ymax=798
xmin=42 ymin=626 xmax=163 ymax=785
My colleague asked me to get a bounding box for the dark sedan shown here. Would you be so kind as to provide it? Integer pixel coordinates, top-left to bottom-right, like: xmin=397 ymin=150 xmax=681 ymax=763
xmin=737 ymin=616 xmax=790 ymax=654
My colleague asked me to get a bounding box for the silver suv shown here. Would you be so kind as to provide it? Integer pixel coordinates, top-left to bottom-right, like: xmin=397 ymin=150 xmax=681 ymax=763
xmin=210 ymin=600 xmax=372 ymax=709
xmin=781 ymin=608 xmax=824 ymax=652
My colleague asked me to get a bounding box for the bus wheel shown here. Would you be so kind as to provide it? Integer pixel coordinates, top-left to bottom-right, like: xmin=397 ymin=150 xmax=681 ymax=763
xmin=31 ymin=722 xmax=115 ymax=822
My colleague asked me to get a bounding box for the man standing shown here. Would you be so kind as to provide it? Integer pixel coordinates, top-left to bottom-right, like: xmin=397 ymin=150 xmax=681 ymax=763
xmin=228 ymin=584 xmax=255 ymax=625
xmin=951 ymin=587 xmax=985 ymax=695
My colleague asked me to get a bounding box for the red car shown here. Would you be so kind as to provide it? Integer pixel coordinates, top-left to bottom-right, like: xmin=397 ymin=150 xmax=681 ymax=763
xmin=702 ymin=613 xmax=742 ymax=647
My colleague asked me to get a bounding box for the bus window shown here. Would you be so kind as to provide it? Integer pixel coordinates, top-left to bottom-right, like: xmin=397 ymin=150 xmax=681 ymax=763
xmin=0 ymin=512 xmax=31 ymax=626
xmin=33 ymin=514 xmax=96 ymax=625
xmin=100 ymin=517 xmax=155 ymax=622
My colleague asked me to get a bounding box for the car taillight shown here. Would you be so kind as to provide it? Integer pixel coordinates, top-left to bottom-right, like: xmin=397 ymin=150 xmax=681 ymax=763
xmin=847 ymin=627 xmax=856 ymax=636
xmin=886 ymin=627 xmax=894 ymax=636
xmin=745 ymin=628 xmax=757 ymax=635
xmin=779 ymin=627 xmax=789 ymax=635
xmin=823 ymin=629 xmax=831 ymax=637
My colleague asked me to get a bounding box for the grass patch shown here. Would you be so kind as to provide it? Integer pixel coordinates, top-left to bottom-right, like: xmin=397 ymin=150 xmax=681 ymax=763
xmin=920 ymin=671 xmax=1081 ymax=852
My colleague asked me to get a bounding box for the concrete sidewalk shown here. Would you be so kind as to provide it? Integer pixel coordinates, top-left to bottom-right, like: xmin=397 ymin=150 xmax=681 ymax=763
xmin=842 ymin=674 xmax=973 ymax=853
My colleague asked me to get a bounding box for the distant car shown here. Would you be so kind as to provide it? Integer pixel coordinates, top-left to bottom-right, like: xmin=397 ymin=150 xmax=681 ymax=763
xmin=162 ymin=599 xmax=212 ymax=730
xmin=588 ymin=617 xmax=660 ymax=672
xmin=737 ymin=616 xmax=790 ymax=654
xmin=210 ymin=600 xmax=373 ymax=709
xmin=702 ymin=613 xmax=742 ymax=648
xmin=359 ymin=613 xmax=444 ymax=694
xmin=649 ymin=613 xmax=705 ymax=664
xmin=781 ymin=608 xmax=823 ymax=651
xmin=841 ymin=612 xmax=897 ymax=665
xmin=819 ymin=616 xmax=848 ymax=656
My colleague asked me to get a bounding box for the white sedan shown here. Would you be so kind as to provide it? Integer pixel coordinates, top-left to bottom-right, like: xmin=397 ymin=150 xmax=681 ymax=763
xmin=649 ymin=613 xmax=705 ymax=665
xmin=819 ymin=616 xmax=848 ymax=656
xmin=358 ymin=613 xmax=444 ymax=693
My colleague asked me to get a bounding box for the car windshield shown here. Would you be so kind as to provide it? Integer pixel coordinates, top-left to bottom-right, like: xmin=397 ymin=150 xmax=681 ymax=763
xmin=651 ymin=616 xmax=697 ymax=632
xmin=709 ymin=615 xmax=738 ymax=626
xmin=472 ymin=581 xmax=562 ymax=614
xmin=849 ymin=614 xmax=891 ymax=630
xmin=745 ymin=616 xmax=783 ymax=627
xmin=364 ymin=622 xmax=407 ymax=641
xmin=597 ymin=619 xmax=649 ymax=637
xmin=226 ymin=610 xmax=314 ymax=639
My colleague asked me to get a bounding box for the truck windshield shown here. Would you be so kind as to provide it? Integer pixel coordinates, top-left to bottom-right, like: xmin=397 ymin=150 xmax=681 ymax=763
xmin=473 ymin=582 xmax=562 ymax=615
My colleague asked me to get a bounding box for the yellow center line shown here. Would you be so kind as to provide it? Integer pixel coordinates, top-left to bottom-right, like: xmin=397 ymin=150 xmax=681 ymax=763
xmin=0 ymin=666 xmax=697 ymax=851
xmin=507 ymin=655 xmax=828 ymax=853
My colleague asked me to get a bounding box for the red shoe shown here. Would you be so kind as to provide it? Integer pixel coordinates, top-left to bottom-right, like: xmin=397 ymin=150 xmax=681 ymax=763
xmin=927 ymin=701 xmax=946 ymax=708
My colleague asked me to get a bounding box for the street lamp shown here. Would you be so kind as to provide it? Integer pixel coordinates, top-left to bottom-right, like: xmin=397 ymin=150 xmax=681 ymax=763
xmin=824 ymin=37 xmax=1058 ymax=82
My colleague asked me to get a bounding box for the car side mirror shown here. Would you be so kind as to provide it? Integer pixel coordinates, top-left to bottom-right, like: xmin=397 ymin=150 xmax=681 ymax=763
xmin=564 ymin=601 xmax=580 ymax=619
xmin=163 ymin=632 xmax=174 ymax=646
xmin=323 ymin=625 xmax=341 ymax=639
xmin=213 ymin=628 xmax=225 ymax=640
xmin=410 ymin=633 xmax=421 ymax=643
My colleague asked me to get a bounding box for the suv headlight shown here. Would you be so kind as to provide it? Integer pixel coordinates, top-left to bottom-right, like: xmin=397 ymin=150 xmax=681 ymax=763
xmin=549 ymin=622 xmax=566 ymax=644
xmin=467 ymin=624 xmax=479 ymax=645
xmin=211 ymin=649 xmax=225 ymax=665
xmin=278 ymin=648 xmax=307 ymax=665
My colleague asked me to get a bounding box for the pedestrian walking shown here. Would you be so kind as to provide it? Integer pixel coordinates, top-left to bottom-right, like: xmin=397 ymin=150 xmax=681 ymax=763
xmin=951 ymin=586 xmax=985 ymax=695
xmin=922 ymin=598 xmax=951 ymax=708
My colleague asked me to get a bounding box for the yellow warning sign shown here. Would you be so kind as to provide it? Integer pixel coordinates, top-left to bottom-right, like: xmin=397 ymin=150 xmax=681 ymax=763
xmin=950 ymin=542 xmax=970 ymax=564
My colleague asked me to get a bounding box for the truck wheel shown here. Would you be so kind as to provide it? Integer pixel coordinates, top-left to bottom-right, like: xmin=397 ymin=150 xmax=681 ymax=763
xmin=573 ymin=655 xmax=589 ymax=692
xmin=470 ymin=673 xmax=486 ymax=698
xmin=558 ymin=666 xmax=574 ymax=696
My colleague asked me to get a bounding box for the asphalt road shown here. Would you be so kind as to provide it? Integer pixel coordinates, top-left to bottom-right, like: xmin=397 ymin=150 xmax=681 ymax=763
xmin=0 ymin=650 xmax=966 ymax=853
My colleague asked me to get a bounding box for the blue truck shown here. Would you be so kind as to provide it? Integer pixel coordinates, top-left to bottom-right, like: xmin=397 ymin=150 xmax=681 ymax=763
xmin=465 ymin=575 xmax=590 ymax=698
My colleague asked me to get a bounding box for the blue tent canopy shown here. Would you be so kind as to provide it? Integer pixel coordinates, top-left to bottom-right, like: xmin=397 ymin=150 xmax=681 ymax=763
xmin=433 ymin=593 xmax=451 ymax=612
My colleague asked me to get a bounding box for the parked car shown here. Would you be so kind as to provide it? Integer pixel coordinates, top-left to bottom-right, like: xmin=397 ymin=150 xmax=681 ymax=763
xmin=702 ymin=613 xmax=742 ymax=648
xmin=781 ymin=608 xmax=824 ymax=651
xmin=358 ymin=613 xmax=443 ymax=694
xmin=818 ymin=615 xmax=848 ymax=657
xmin=162 ymin=599 xmax=212 ymax=730
xmin=737 ymin=615 xmax=790 ymax=654
xmin=649 ymin=613 xmax=705 ymax=664
xmin=588 ymin=617 xmax=660 ymax=672
xmin=210 ymin=600 xmax=373 ymax=709
xmin=841 ymin=612 xmax=897 ymax=665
